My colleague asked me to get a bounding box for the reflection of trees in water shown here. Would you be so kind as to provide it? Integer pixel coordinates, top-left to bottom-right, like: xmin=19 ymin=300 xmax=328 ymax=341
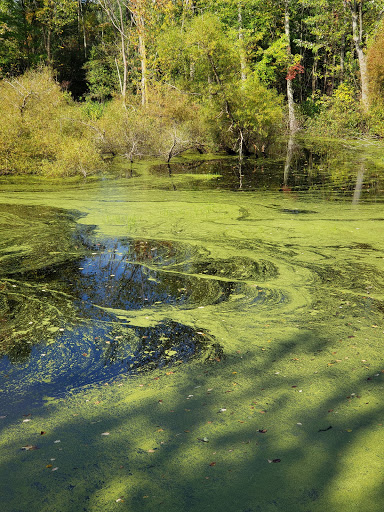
xmin=69 ymin=238 xmax=237 ymax=313
xmin=352 ymin=161 xmax=365 ymax=205
xmin=0 ymin=234 xmax=230 ymax=384
xmin=148 ymin=141 xmax=384 ymax=199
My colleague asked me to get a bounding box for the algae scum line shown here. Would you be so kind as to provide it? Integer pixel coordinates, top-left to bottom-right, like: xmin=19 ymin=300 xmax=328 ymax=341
xmin=1 ymin=146 xmax=384 ymax=512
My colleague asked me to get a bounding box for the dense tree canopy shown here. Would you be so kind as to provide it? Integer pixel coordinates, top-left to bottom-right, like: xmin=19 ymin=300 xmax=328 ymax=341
xmin=1 ymin=0 xmax=384 ymax=175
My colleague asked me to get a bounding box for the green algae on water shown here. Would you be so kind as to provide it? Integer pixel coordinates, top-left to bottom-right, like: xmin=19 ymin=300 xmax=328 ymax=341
xmin=1 ymin=139 xmax=384 ymax=512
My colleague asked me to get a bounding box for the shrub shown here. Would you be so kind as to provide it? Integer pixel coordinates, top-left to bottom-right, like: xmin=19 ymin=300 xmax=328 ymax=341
xmin=0 ymin=67 xmax=103 ymax=176
xmin=203 ymin=74 xmax=284 ymax=155
xmin=95 ymin=84 xmax=209 ymax=162
xmin=305 ymin=83 xmax=365 ymax=137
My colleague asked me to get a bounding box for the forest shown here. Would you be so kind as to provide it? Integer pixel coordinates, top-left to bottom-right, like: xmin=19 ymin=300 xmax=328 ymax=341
xmin=1 ymin=0 xmax=384 ymax=176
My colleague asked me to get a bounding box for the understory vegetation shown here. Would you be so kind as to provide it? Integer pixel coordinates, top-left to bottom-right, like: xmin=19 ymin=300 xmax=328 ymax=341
xmin=1 ymin=1 xmax=384 ymax=176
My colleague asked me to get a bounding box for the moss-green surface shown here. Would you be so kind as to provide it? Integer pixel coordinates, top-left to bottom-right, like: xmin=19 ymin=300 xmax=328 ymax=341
xmin=1 ymin=151 xmax=384 ymax=511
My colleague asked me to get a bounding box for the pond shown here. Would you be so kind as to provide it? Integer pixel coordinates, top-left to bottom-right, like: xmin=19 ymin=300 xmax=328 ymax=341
xmin=1 ymin=137 xmax=384 ymax=512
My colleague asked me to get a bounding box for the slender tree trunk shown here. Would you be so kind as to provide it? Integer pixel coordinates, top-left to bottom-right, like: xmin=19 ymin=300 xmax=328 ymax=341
xmin=312 ymin=51 xmax=318 ymax=96
xmin=138 ymin=24 xmax=148 ymax=106
xmin=98 ymin=1 xmax=128 ymax=102
xmin=78 ymin=0 xmax=87 ymax=58
xmin=20 ymin=0 xmax=31 ymax=68
xmin=331 ymin=54 xmax=336 ymax=94
xmin=340 ymin=34 xmax=345 ymax=82
xmin=46 ymin=28 xmax=52 ymax=65
xmin=238 ymin=3 xmax=247 ymax=81
xmin=323 ymin=52 xmax=328 ymax=93
xmin=346 ymin=0 xmax=369 ymax=109
xmin=118 ymin=4 xmax=127 ymax=100
xmin=285 ymin=0 xmax=297 ymax=133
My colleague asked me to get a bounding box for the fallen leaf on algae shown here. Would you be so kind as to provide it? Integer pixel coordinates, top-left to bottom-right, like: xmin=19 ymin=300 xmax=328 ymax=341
xmin=21 ymin=445 xmax=38 ymax=451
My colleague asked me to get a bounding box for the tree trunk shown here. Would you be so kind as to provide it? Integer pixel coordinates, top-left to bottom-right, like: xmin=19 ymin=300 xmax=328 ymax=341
xmin=285 ymin=0 xmax=297 ymax=133
xmin=312 ymin=51 xmax=318 ymax=96
xmin=346 ymin=0 xmax=369 ymax=109
xmin=46 ymin=28 xmax=52 ymax=65
xmin=117 ymin=3 xmax=127 ymax=100
xmin=340 ymin=33 xmax=345 ymax=82
xmin=98 ymin=1 xmax=128 ymax=102
xmin=78 ymin=0 xmax=87 ymax=58
xmin=138 ymin=26 xmax=148 ymax=106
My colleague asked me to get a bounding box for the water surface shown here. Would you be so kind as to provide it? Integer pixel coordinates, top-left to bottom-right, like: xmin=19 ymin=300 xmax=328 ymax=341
xmin=1 ymin=137 xmax=384 ymax=512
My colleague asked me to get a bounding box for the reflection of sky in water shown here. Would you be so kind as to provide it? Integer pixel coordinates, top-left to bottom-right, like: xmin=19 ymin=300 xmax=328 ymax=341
xmin=75 ymin=239 xmax=191 ymax=309
xmin=0 ymin=316 xmax=219 ymax=413
xmin=1 ymin=237 xmax=257 ymax=410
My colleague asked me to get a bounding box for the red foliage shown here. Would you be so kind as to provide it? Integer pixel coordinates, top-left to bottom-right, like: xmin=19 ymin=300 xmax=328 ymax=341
xmin=286 ymin=63 xmax=304 ymax=81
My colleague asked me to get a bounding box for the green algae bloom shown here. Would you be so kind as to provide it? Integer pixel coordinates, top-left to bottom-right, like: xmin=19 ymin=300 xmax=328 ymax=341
xmin=1 ymin=139 xmax=384 ymax=512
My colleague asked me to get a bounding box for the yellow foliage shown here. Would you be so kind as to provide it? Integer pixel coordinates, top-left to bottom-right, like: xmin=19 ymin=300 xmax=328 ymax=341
xmin=0 ymin=67 xmax=103 ymax=176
